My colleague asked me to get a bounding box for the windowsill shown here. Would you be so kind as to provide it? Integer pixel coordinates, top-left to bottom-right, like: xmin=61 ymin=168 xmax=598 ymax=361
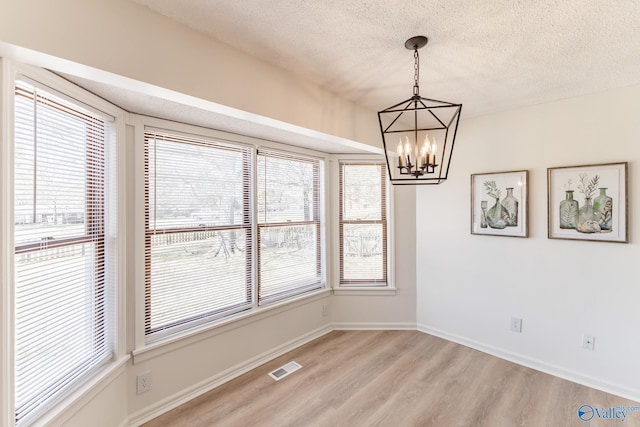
xmin=132 ymin=287 xmax=331 ymax=364
xmin=333 ymin=286 xmax=397 ymax=296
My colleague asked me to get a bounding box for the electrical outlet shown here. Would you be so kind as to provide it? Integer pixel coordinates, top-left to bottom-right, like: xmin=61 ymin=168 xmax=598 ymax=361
xmin=137 ymin=371 xmax=152 ymax=394
xmin=582 ymin=334 xmax=595 ymax=350
xmin=510 ymin=317 xmax=522 ymax=333
xmin=322 ymin=304 xmax=329 ymax=317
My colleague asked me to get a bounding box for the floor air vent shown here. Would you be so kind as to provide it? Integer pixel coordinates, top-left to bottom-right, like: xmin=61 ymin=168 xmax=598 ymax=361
xmin=269 ymin=361 xmax=302 ymax=381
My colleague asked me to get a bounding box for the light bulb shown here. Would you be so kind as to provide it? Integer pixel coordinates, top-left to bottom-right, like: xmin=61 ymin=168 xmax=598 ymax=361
xmin=396 ymin=139 xmax=404 ymax=167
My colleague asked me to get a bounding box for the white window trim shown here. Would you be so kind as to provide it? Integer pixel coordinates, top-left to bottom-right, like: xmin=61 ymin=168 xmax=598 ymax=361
xmin=0 ymin=57 xmax=17 ymax=427
xmin=132 ymin=115 xmax=331 ymax=353
xmin=1 ymin=60 xmax=128 ymax=427
xmin=330 ymin=154 xmax=396 ymax=296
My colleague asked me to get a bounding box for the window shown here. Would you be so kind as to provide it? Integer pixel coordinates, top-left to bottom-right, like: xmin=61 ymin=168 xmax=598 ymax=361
xmin=257 ymin=149 xmax=323 ymax=304
xmin=144 ymin=130 xmax=252 ymax=341
xmin=338 ymin=161 xmax=388 ymax=285
xmin=13 ymin=80 xmax=115 ymax=424
xmin=143 ymin=129 xmax=325 ymax=342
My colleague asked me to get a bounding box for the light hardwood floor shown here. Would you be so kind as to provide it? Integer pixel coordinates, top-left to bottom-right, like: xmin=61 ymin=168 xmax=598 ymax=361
xmin=144 ymin=330 xmax=639 ymax=427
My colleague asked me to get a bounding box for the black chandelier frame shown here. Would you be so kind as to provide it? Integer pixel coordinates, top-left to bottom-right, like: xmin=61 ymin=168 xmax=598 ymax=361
xmin=377 ymin=36 xmax=462 ymax=185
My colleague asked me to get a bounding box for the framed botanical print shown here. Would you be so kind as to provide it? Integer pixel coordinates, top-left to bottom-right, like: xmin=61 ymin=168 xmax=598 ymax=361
xmin=471 ymin=170 xmax=528 ymax=238
xmin=547 ymin=162 xmax=627 ymax=242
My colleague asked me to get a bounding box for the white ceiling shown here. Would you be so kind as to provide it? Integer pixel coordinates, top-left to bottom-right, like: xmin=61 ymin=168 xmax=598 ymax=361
xmin=129 ymin=0 xmax=640 ymax=119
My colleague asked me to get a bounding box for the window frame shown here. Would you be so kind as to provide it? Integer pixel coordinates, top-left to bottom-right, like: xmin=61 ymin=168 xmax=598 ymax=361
xmin=2 ymin=61 xmax=127 ymax=427
xmin=13 ymin=80 xmax=109 ymax=424
xmin=256 ymin=149 xmax=324 ymax=305
xmin=332 ymin=155 xmax=395 ymax=295
xmin=143 ymin=129 xmax=255 ymax=342
xmin=133 ymin=117 xmax=329 ymax=351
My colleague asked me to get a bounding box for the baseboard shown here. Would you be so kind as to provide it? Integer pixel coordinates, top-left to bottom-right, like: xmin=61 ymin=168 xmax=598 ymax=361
xmin=127 ymin=324 xmax=333 ymax=426
xmin=417 ymin=323 xmax=640 ymax=403
xmin=332 ymin=322 xmax=416 ymax=330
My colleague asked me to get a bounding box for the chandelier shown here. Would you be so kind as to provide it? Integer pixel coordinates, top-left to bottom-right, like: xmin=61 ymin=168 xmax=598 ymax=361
xmin=378 ymin=36 xmax=462 ymax=185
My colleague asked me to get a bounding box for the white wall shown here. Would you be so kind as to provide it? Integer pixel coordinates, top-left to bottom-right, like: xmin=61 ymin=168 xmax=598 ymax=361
xmin=416 ymin=85 xmax=640 ymax=401
xmin=50 ymin=369 xmax=129 ymax=427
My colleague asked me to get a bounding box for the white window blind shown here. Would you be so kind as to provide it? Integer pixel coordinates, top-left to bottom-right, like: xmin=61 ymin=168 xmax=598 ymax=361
xmin=13 ymin=80 xmax=114 ymax=425
xmin=144 ymin=131 xmax=252 ymax=341
xmin=339 ymin=161 xmax=387 ymax=285
xmin=257 ymin=149 xmax=323 ymax=303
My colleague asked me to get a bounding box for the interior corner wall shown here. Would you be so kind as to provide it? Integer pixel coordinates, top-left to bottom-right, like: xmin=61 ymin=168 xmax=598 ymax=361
xmin=416 ymin=84 xmax=640 ymax=401
xmin=0 ymin=0 xmax=379 ymax=149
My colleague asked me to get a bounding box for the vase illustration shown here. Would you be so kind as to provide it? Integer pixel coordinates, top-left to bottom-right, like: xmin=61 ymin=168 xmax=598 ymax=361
xmin=480 ymin=201 xmax=488 ymax=228
xmin=559 ymin=190 xmax=578 ymax=229
xmin=486 ymin=197 xmax=509 ymax=229
xmin=501 ymin=187 xmax=519 ymax=226
xmin=578 ymin=197 xmax=594 ymax=223
xmin=593 ymin=188 xmax=613 ymax=230
xmin=577 ymin=197 xmax=601 ymax=233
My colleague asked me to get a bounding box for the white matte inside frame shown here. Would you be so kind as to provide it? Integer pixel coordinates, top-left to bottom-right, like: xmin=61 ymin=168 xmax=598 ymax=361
xmin=548 ymin=163 xmax=627 ymax=242
xmin=471 ymin=171 xmax=527 ymax=237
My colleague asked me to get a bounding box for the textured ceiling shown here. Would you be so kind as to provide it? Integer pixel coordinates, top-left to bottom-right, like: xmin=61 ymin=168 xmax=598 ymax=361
xmin=130 ymin=0 xmax=640 ymax=118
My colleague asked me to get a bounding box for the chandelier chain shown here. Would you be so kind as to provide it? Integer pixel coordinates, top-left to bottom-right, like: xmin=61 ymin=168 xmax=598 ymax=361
xmin=413 ymin=48 xmax=420 ymax=97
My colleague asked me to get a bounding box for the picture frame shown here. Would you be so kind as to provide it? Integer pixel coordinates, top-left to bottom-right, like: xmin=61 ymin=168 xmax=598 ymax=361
xmin=471 ymin=170 xmax=528 ymax=237
xmin=547 ymin=162 xmax=627 ymax=243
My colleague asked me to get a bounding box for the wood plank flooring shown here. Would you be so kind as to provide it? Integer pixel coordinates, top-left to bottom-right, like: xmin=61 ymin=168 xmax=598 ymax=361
xmin=143 ymin=330 xmax=639 ymax=427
